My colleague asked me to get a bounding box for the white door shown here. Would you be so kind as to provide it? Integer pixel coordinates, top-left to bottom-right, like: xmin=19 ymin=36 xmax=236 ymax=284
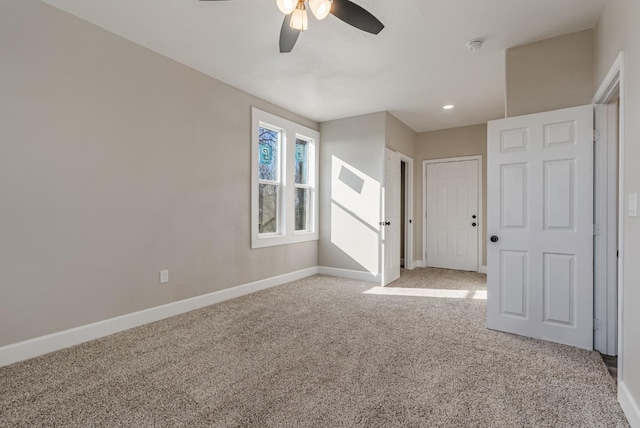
xmin=383 ymin=149 xmax=401 ymax=285
xmin=425 ymin=160 xmax=479 ymax=271
xmin=487 ymin=105 xmax=593 ymax=350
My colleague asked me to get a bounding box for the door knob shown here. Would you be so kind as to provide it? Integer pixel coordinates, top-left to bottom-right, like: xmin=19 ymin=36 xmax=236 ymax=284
xmin=490 ymin=235 xmax=499 ymax=242
xmin=472 ymin=215 xmax=477 ymax=219
xmin=385 ymin=221 xmax=391 ymax=226
xmin=472 ymin=222 xmax=477 ymax=227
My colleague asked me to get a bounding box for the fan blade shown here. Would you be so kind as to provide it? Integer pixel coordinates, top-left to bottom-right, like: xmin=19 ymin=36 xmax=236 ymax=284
xmin=279 ymin=15 xmax=301 ymax=53
xmin=330 ymin=0 xmax=384 ymax=35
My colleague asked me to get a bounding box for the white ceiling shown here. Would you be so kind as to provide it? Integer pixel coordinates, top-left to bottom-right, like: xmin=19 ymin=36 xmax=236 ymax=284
xmin=42 ymin=0 xmax=606 ymax=132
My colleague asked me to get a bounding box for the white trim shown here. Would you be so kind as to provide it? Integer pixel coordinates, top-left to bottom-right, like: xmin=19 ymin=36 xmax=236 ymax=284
xmin=318 ymin=266 xmax=380 ymax=282
xmin=593 ymin=52 xmax=625 ymax=382
xmin=413 ymin=260 xmax=425 ymax=268
xmin=620 ymin=381 xmax=640 ymax=428
xmin=0 ymin=267 xmax=318 ymax=368
xmin=617 ymin=52 xmax=626 ymax=388
xmin=594 ymin=52 xmax=624 ymax=104
xmin=479 ymin=265 xmax=488 ymax=274
xmin=422 ymin=155 xmax=484 ymax=271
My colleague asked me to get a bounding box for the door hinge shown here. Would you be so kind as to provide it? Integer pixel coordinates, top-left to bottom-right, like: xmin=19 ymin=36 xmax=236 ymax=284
xmin=593 ymin=318 xmax=601 ymax=331
xmin=593 ymin=224 xmax=600 ymax=236
xmin=593 ymin=129 xmax=601 ymax=143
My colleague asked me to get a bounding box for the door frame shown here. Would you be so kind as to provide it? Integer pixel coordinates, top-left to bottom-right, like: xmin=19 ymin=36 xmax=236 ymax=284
xmin=399 ymin=153 xmax=414 ymax=270
xmin=422 ymin=155 xmax=483 ymax=272
xmin=593 ymin=52 xmax=625 ymax=377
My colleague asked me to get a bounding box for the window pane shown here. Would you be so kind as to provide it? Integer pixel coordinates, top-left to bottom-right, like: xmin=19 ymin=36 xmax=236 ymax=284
xmin=259 ymin=127 xmax=279 ymax=181
xmin=295 ymin=139 xmax=308 ymax=185
xmin=259 ymin=184 xmax=278 ymax=234
xmin=295 ymin=187 xmax=309 ymax=231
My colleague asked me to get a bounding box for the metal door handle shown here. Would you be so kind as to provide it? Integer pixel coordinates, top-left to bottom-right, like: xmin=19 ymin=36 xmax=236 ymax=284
xmin=490 ymin=235 xmax=499 ymax=242
xmin=472 ymin=222 xmax=477 ymax=227
xmin=385 ymin=221 xmax=391 ymax=226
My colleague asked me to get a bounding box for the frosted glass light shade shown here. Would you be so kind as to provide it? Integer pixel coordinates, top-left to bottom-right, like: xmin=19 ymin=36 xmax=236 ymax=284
xmin=276 ymin=0 xmax=296 ymax=14
xmin=309 ymin=0 xmax=331 ymax=20
xmin=290 ymin=7 xmax=308 ymax=31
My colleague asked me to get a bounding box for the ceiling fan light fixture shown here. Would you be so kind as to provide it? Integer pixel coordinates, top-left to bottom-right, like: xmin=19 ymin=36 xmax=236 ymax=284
xmin=309 ymin=0 xmax=332 ymax=20
xmin=276 ymin=0 xmax=296 ymax=15
xmin=290 ymin=2 xmax=308 ymax=31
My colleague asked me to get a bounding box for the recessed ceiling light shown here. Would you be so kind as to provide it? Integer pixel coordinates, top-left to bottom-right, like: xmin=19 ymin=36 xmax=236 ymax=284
xmin=443 ymin=104 xmax=454 ymax=110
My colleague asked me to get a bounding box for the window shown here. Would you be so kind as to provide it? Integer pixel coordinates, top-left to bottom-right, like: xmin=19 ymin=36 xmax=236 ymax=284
xmin=294 ymin=138 xmax=310 ymax=232
xmin=258 ymin=126 xmax=281 ymax=234
xmin=251 ymin=108 xmax=319 ymax=248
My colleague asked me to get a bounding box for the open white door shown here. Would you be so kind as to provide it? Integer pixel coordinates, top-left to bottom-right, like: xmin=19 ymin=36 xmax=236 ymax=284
xmin=487 ymin=105 xmax=593 ymax=350
xmin=383 ymin=149 xmax=401 ymax=285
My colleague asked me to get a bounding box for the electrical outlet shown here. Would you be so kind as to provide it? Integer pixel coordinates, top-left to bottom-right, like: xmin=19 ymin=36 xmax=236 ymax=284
xmin=160 ymin=270 xmax=169 ymax=284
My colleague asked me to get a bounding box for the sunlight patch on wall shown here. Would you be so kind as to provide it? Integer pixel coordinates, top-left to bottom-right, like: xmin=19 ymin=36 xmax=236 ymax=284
xmin=331 ymin=156 xmax=381 ymax=230
xmin=331 ymin=202 xmax=379 ymax=274
xmin=330 ymin=155 xmax=382 ymax=275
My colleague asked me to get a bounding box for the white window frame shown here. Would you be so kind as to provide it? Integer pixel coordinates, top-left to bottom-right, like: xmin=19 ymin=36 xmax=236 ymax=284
xmin=251 ymin=107 xmax=319 ymax=248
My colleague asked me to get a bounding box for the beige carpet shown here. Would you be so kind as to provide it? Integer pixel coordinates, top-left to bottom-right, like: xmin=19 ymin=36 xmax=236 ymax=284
xmin=0 ymin=268 xmax=629 ymax=427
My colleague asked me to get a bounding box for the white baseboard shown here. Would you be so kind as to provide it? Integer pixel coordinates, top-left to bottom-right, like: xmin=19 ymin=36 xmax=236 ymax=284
xmin=620 ymin=380 xmax=640 ymax=428
xmin=0 ymin=267 xmax=318 ymax=368
xmin=479 ymin=265 xmax=488 ymax=274
xmin=318 ymin=266 xmax=380 ymax=282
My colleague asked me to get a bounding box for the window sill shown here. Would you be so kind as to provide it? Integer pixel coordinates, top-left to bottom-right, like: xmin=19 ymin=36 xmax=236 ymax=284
xmin=251 ymin=232 xmax=319 ymax=249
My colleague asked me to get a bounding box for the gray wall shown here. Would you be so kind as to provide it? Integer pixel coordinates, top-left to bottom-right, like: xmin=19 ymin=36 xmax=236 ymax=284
xmin=506 ymin=30 xmax=595 ymax=117
xmin=385 ymin=113 xmax=417 ymax=159
xmin=319 ymin=113 xmax=386 ymax=274
xmin=415 ymin=125 xmax=488 ymax=266
xmin=0 ymin=1 xmax=318 ymax=346
xmin=595 ymin=0 xmax=640 ymax=417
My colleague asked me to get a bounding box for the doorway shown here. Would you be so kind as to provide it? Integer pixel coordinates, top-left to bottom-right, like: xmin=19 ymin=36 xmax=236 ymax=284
xmin=400 ymin=158 xmax=413 ymax=269
xmin=401 ymin=161 xmax=406 ymax=268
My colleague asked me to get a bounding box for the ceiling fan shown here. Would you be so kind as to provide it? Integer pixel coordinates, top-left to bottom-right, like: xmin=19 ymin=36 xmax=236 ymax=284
xmin=199 ymin=0 xmax=384 ymax=53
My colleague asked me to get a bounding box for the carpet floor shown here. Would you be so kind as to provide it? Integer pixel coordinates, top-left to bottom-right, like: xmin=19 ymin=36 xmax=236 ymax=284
xmin=0 ymin=268 xmax=629 ymax=427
